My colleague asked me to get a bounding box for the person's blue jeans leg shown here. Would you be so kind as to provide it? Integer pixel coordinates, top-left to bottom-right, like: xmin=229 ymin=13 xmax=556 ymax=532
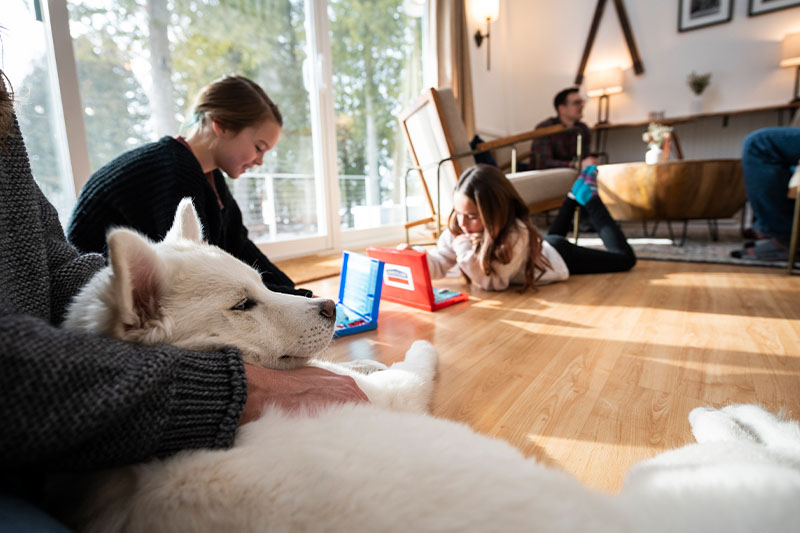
xmin=0 ymin=493 xmax=71 ymax=533
xmin=741 ymin=127 xmax=800 ymax=243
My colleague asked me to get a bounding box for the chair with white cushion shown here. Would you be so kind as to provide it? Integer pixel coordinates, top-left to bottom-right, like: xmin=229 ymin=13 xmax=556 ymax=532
xmin=398 ymin=87 xmax=580 ymax=241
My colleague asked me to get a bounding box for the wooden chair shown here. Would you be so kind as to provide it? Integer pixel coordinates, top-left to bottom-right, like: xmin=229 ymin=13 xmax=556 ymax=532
xmin=398 ymin=87 xmax=581 ymax=242
xmin=787 ymin=111 xmax=800 ymax=274
xmin=788 ymin=170 xmax=799 ymax=274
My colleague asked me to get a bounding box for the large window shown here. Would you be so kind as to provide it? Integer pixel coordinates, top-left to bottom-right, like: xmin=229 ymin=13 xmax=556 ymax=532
xmin=8 ymin=0 xmax=429 ymax=255
xmin=66 ymin=0 xmax=321 ymax=241
xmin=328 ymin=0 xmax=424 ymax=231
xmin=6 ymin=0 xmax=75 ymax=225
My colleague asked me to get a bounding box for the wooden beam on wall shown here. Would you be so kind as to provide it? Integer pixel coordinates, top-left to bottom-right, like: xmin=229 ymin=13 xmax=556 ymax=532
xmin=613 ymin=0 xmax=644 ymax=75
xmin=575 ymin=0 xmax=607 ymax=86
xmin=575 ymin=0 xmax=645 ymax=85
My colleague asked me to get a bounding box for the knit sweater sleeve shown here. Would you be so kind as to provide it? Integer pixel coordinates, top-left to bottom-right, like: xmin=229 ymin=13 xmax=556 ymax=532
xmin=427 ymin=225 xmax=529 ymax=290
xmin=0 ymin=315 xmax=246 ymax=472
xmin=2 ymin=120 xmax=247 ymax=473
xmin=67 ymin=138 xmax=191 ymax=254
xmin=425 ymin=230 xmax=459 ymax=279
xmin=457 ymin=227 xmax=529 ymax=291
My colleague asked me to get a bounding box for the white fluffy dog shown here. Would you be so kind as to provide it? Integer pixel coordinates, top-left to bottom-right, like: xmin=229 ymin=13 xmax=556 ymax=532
xmin=62 ymin=200 xmax=800 ymax=532
xmin=64 ymin=199 xmax=437 ymax=411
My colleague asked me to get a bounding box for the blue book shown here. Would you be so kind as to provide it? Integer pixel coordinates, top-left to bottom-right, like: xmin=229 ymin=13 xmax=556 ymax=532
xmin=333 ymin=251 xmax=385 ymax=338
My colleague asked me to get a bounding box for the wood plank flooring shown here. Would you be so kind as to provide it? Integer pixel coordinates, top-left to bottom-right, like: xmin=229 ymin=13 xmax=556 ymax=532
xmin=303 ymin=259 xmax=800 ymax=493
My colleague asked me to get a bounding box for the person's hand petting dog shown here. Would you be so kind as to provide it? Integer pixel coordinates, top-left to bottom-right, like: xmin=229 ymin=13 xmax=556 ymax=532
xmin=240 ymin=364 xmax=369 ymax=425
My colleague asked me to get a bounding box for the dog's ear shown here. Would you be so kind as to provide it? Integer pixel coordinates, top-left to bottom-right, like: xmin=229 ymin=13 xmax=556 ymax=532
xmin=164 ymin=198 xmax=204 ymax=243
xmin=107 ymin=228 xmax=165 ymax=331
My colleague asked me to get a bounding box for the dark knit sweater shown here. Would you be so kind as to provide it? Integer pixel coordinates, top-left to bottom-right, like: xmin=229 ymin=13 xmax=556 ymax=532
xmin=0 ymin=111 xmax=246 ymax=500
xmin=66 ymin=136 xmax=309 ymax=296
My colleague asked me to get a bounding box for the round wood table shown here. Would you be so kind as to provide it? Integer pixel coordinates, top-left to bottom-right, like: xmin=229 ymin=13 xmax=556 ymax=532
xmin=597 ymin=159 xmax=745 ymax=221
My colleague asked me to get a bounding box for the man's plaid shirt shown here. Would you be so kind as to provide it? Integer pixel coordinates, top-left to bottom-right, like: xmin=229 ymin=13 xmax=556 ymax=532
xmin=529 ymin=117 xmax=591 ymax=169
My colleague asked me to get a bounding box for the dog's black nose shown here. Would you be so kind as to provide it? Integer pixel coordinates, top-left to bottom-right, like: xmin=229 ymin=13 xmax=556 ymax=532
xmin=318 ymin=299 xmax=336 ymax=319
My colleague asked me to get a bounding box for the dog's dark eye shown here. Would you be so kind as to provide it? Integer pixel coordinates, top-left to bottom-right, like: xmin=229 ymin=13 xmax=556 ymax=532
xmin=231 ymin=298 xmax=257 ymax=311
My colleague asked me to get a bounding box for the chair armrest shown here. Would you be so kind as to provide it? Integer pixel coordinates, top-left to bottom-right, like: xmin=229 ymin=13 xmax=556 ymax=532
xmin=432 ymin=126 xmax=580 ymax=182
xmin=473 ymin=124 xmax=571 ymax=153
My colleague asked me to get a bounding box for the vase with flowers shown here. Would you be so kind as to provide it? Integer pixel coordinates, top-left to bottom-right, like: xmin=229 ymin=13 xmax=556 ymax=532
xmin=642 ymin=122 xmax=673 ymax=164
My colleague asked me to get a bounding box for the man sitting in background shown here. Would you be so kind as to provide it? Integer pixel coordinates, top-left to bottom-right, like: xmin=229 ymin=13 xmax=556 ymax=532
xmin=530 ymin=87 xmax=598 ymax=170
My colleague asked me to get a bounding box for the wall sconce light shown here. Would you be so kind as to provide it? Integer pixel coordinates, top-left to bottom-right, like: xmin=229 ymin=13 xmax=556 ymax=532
xmin=780 ymin=32 xmax=800 ymax=103
xmin=585 ymin=67 xmax=624 ymax=124
xmin=471 ymin=0 xmax=500 ymax=70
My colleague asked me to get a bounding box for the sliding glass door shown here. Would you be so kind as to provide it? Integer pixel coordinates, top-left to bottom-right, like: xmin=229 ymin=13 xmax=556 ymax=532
xmin=65 ymin=0 xmax=322 ymax=244
xmin=10 ymin=0 xmax=427 ymax=256
xmin=6 ymin=0 xmax=76 ymax=225
xmin=328 ymin=0 xmax=424 ymax=233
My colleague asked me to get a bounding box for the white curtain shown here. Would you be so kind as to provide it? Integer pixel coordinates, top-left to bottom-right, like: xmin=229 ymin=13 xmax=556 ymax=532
xmin=428 ymin=0 xmax=476 ymax=139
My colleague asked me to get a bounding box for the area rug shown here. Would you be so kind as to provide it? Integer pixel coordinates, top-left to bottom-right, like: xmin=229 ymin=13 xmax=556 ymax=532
xmin=564 ymin=218 xmax=792 ymax=269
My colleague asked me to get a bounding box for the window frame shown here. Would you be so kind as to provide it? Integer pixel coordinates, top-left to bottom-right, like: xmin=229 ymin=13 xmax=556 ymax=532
xmin=39 ymin=0 xmax=422 ymax=259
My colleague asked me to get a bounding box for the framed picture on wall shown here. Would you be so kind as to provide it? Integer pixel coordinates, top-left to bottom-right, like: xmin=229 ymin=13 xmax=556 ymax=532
xmin=748 ymin=0 xmax=800 ymax=16
xmin=678 ymin=0 xmax=734 ymax=32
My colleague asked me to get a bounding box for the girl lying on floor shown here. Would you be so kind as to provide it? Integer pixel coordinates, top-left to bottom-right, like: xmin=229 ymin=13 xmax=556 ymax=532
xmin=416 ymin=164 xmax=636 ymax=291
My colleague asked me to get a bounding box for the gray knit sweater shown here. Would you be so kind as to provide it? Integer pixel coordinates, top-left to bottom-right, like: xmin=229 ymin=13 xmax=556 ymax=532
xmin=0 ymin=112 xmax=246 ymax=495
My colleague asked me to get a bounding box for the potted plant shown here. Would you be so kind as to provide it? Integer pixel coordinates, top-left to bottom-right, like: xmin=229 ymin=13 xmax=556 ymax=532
xmin=687 ymin=71 xmax=711 ymax=114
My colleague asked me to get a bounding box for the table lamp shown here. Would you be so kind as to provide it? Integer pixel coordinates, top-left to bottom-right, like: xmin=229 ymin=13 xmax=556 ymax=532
xmin=780 ymin=32 xmax=800 ymax=103
xmin=585 ymin=67 xmax=623 ymax=124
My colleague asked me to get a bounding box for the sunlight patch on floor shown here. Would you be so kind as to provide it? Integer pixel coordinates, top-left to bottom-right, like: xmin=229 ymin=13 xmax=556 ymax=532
xmin=634 ymin=355 xmax=800 ymax=375
xmin=576 ymin=237 xmax=674 ymax=246
xmin=498 ymin=306 xmax=796 ymax=355
xmin=646 ymin=272 xmax=800 ymax=289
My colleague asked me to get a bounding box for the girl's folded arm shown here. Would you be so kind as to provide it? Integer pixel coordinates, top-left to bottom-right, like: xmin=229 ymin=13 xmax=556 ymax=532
xmin=425 ymin=231 xmax=459 ymax=279
xmin=456 ymin=231 xmax=528 ymax=291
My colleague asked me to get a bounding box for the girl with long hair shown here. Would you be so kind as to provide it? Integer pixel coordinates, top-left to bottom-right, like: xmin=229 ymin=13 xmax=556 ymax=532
xmin=67 ymin=75 xmax=308 ymax=295
xmin=423 ymin=164 xmax=636 ymax=291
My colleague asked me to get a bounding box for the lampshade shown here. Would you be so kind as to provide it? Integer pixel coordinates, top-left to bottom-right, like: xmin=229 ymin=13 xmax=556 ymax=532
xmin=585 ymin=67 xmax=624 ymax=97
xmin=780 ymin=33 xmax=800 ymax=67
xmin=470 ymin=0 xmax=500 ymax=22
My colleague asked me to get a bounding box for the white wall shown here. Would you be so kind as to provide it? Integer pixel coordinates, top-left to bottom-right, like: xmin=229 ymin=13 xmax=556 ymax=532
xmin=466 ymin=0 xmax=800 ymax=161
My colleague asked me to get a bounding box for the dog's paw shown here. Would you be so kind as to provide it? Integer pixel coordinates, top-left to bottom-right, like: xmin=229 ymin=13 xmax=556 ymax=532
xmin=400 ymin=340 xmax=438 ymax=377
xmin=407 ymin=340 xmax=437 ymax=359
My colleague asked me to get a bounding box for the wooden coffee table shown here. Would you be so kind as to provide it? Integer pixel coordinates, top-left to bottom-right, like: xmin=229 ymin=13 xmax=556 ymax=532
xmin=597 ymin=159 xmax=746 ymax=243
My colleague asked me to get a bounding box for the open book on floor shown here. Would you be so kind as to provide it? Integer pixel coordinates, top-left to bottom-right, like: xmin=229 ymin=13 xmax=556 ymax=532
xmin=366 ymin=246 xmax=468 ymax=312
xmin=333 ymin=251 xmax=385 ymax=338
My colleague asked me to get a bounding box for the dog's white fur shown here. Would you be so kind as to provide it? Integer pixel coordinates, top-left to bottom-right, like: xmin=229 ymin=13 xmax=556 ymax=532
xmin=62 ymin=200 xmax=800 ymax=532
xmin=64 ymin=199 xmax=437 ymax=411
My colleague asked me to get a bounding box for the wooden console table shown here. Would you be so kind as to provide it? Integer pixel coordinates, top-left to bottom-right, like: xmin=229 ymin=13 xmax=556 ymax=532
xmin=592 ymin=102 xmax=800 ymax=157
xmin=597 ymin=159 xmax=746 ymax=244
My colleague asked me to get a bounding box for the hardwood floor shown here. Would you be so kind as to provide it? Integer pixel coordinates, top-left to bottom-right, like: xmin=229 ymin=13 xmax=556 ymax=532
xmin=303 ymin=259 xmax=800 ymax=493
